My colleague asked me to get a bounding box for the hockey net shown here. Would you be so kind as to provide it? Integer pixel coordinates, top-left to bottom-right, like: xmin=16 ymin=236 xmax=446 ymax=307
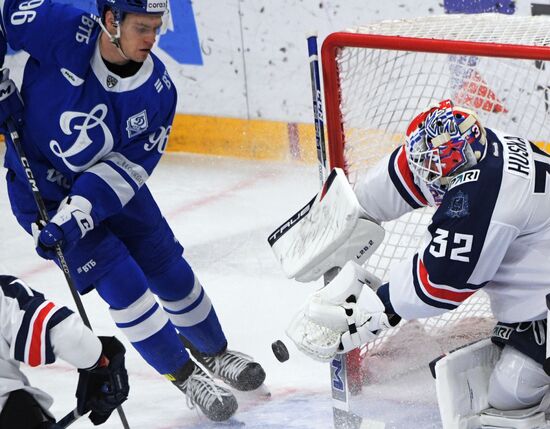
xmin=321 ymin=13 xmax=550 ymax=389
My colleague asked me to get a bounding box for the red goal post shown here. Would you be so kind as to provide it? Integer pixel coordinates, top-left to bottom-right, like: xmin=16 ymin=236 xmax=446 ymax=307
xmin=320 ymin=13 xmax=550 ymax=388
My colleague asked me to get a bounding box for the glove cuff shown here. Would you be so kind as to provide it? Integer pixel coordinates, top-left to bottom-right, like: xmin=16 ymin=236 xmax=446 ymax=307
xmin=62 ymin=195 xmax=92 ymax=215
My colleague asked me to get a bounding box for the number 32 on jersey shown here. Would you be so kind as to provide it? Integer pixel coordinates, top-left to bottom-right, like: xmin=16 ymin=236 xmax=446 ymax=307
xmin=429 ymin=228 xmax=473 ymax=263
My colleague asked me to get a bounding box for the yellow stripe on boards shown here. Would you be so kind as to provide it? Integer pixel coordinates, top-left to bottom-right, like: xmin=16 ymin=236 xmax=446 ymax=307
xmin=169 ymin=114 xmax=315 ymax=161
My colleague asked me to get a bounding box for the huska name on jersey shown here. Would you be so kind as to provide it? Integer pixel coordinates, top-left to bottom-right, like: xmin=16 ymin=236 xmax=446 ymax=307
xmin=503 ymin=135 xmax=531 ymax=178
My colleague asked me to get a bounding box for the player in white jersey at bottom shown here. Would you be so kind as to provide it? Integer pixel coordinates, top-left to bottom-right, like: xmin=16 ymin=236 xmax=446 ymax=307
xmin=0 ymin=274 xmax=129 ymax=428
xmin=274 ymin=99 xmax=550 ymax=428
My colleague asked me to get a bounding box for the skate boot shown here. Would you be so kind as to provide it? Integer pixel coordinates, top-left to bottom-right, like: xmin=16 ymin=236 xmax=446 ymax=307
xmin=169 ymin=360 xmax=238 ymax=422
xmin=194 ymin=347 xmax=266 ymax=391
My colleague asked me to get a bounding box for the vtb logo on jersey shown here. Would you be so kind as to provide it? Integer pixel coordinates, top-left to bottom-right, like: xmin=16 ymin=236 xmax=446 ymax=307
xmin=126 ymin=110 xmax=149 ymax=138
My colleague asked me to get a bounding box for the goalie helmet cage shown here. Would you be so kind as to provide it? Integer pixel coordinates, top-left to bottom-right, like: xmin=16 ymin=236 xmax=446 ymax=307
xmin=321 ymin=13 xmax=550 ymax=398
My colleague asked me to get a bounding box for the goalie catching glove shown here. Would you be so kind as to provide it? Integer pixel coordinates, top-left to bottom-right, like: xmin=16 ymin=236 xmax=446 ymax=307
xmin=286 ymin=261 xmax=397 ymax=361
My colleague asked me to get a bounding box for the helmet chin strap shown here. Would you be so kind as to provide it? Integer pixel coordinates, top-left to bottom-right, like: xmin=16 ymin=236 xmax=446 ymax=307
xmin=96 ymin=16 xmax=130 ymax=62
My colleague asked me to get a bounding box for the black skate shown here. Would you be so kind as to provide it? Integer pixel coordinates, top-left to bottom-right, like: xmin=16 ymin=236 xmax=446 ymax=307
xmin=194 ymin=348 xmax=266 ymax=392
xmin=170 ymin=360 xmax=238 ymax=422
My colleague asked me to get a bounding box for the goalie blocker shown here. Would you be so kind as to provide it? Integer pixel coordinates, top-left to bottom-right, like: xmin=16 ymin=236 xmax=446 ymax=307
xmin=268 ymin=168 xmax=385 ymax=283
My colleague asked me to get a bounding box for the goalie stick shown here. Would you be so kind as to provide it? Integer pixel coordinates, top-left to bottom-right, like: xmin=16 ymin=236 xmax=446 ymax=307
xmin=6 ymin=120 xmax=131 ymax=429
xmin=306 ymin=33 xmax=364 ymax=429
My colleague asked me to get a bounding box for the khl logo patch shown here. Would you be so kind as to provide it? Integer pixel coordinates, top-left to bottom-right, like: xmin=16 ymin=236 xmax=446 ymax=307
xmin=446 ymin=190 xmax=470 ymax=218
xmin=106 ymin=75 xmax=118 ymax=88
xmin=126 ymin=110 xmax=149 ymax=138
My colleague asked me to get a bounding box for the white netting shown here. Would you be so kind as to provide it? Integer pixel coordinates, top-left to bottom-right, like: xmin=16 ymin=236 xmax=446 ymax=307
xmin=324 ymin=13 xmax=550 ymax=382
xmin=352 ymin=14 xmax=550 ymax=46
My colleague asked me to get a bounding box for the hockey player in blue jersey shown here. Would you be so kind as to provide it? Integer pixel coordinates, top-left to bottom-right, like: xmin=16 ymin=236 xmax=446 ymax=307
xmin=0 ymin=274 xmax=129 ymax=429
xmin=0 ymin=0 xmax=265 ymax=421
xmin=284 ymin=99 xmax=550 ymax=427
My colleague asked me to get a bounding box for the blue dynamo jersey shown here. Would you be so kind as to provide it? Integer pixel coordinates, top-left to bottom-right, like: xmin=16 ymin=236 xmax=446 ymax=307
xmin=2 ymin=0 xmax=177 ymax=224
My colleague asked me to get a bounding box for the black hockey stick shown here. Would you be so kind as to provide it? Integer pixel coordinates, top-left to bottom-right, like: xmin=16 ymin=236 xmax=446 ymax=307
xmin=306 ymin=34 xmax=363 ymax=429
xmin=57 ymin=408 xmax=81 ymax=428
xmin=307 ymin=33 xmax=328 ymax=185
xmin=6 ymin=120 xmax=131 ymax=429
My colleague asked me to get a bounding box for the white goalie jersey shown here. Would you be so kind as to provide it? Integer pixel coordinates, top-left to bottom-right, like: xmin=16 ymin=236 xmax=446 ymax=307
xmin=354 ymin=128 xmax=550 ymax=324
xmin=0 ymin=275 xmax=101 ymax=413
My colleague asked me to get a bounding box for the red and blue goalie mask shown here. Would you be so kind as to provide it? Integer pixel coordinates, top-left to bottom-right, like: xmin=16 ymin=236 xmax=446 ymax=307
xmin=405 ymin=99 xmax=487 ymax=206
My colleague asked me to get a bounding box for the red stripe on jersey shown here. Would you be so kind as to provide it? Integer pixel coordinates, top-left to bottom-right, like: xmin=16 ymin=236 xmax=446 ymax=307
xmin=396 ymin=147 xmax=428 ymax=206
xmin=418 ymin=258 xmax=474 ymax=304
xmin=28 ymin=302 xmax=55 ymax=367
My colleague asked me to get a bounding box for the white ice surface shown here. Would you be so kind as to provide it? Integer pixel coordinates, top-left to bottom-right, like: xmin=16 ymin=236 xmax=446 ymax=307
xmin=0 ymin=153 xmax=444 ymax=428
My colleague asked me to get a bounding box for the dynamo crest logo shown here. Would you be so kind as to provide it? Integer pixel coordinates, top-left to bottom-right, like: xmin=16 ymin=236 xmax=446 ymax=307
xmin=50 ymin=104 xmax=114 ymax=172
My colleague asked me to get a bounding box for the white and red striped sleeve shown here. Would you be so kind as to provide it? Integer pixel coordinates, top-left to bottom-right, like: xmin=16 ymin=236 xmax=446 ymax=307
xmin=23 ymin=301 xmax=60 ymax=367
xmin=354 ymin=146 xmax=428 ymax=223
xmin=387 ymin=252 xmax=483 ymax=320
xmin=0 ymin=275 xmax=100 ymax=368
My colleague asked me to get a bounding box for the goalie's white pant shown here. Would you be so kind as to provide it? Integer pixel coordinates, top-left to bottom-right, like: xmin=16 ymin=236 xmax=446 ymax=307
xmin=488 ymin=345 xmax=550 ymax=411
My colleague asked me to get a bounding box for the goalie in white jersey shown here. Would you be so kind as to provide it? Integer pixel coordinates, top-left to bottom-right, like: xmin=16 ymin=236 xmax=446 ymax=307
xmin=0 ymin=274 xmax=129 ymax=428
xmin=284 ymin=99 xmax=550 ymax=425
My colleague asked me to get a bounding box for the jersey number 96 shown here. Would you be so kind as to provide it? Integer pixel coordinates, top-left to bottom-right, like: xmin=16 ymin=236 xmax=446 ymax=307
xmin=11 ymin=0 xmax=44 ymax=25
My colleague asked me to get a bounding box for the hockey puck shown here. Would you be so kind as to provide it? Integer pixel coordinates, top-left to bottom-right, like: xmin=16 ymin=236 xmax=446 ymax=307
xmin=271 ymin=340 xmax=289 ymax=362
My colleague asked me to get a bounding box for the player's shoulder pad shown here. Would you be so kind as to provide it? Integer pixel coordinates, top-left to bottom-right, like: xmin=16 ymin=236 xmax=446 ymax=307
xmin=149 ymin=53 xmax=175 ymax=86
xmin=441 ymin=130 xmax=504 ymax=212
xmin=146 ymin=53 xmax=177 ymax=113
xmin=51 ymin=11 xmax=100 ymax=74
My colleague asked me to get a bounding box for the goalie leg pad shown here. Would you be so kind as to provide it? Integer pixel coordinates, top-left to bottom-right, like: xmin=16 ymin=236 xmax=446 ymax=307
xmin=479 ymin=406 xmax=547 ymax=429
xmin=434 ymin=340 xmax=550 ymax=429
xmin=488 ymin=345 xmax=550 ymax=411
xmin=433 ymin=338 xmax=502 ymax=429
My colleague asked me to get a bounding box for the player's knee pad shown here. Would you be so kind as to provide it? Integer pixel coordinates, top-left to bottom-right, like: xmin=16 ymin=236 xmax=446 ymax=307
xmin=488 ymin=345 xmax=550 ymax=410
xmin=95 ymin=255 xmax=149 ymax=308
xmin=158 ymin=275 xmax=213 ymax=328
xmin=109 ymin=289 xmax=169 ymax=343
xmin=147 ymin=256 xmax=195 ymax=301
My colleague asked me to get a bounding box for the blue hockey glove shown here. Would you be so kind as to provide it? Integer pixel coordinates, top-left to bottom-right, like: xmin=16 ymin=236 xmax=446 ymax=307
xmin=76 ymin=336 xmax=129 ymax=426
xmin=0 ymin=69 xmax=23 ymax=133
xmin=34 ymin=196 xmax=94 ymax=259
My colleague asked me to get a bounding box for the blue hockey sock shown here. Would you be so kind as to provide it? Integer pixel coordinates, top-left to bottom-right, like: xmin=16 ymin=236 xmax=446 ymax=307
xmin=148 ymin=257 xmax=227 ymax=354
xmin=128 ymin=321 xmax=190 ymax=374
xmin=96 ymin=255 xmax=190 ymax=374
